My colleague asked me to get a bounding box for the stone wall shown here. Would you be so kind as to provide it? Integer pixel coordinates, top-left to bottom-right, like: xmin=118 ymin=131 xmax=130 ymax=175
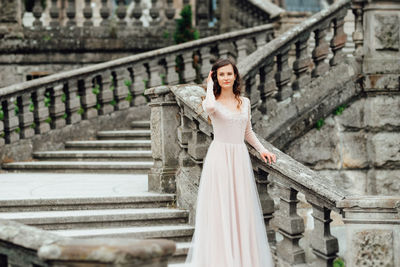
xmin=286 ymin=94 xmax=400 ymax=195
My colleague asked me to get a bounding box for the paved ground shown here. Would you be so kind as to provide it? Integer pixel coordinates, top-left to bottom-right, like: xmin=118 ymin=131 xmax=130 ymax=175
xmin=0 ymin=173 xmax=150 ymax=200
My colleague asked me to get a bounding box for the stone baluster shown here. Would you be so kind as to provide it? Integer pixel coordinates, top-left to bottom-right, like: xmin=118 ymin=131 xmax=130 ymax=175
xmin=49 ymin=84 xmax=66 ymax=129
xmin=166 ymin=54 xmax=180 ymax=85
xmin=307 ymin=199 xmax=339 ymax=267
xmin=187 ymin=126 xmax=210 ymax=164
xmin=17 ymin=94 xmax=35 ymax=139
xmin=311 ymin=23 xmax=330 ymax=78
xmin=255 ymin=32 xmax=268 ymax=49
xmin=98 ymin=72 xmax=114 ymax=115
xmin=65 ymin=80 xmax=82 ymax=125
xmin=131 ymin=0 xmax=143 ymax=27
xmin=116 ymin=0 xmax=127 ymax=27
xmin=200 ymin=47 xmax=212 ymax=80
xmin=2 ymin=98 xmax=20 ymax=143
xmin=149 ymin=58 xmax=162 ymax=88
xmin=79 ymin=77 xmax=98 ymax=120
xmin=132 ymin=63 xmax=148 ymax=105
xmin=83 ymin=0 xmax=93 ymax=27
xmin=182 ymin=51 xmax=197 ymax=83
xmin=0 ymin=120 xmax=4 ymax=146
xmin=275 ymin=45 xmax=292 ymax=101
xmin=259 ymin=57 xmax=277 ymax=114
xmin=351 ymin=1 xmax=364 ymax=60
xmin=197 ymin=0 xmax=209 ymax=32
xmin=49 ymin=0 xmax=60 ymax=28
xmin=275 ymin=184 xmax=306 ymax=265
xmin=149 ymin=0 xmax=160 ymax=27
xmin=145 ymin=86 xmax=180 ymax=193
xmin=255 ymin=170 xmax=276 ymax=248
xmin=165 ymin=0 xmax=176 ymax=32
xmin=183 ymin=0 xmax=190 ymax=5
xmin=330 ymin=10 xmax=348 ymax=66
xmin=236 ymin=39 xmax=252 ymax=64
xmin=292 ymin=32 xmax=311 ymax=91
xmin=113 ymin=68 xmax=130 ymax=110
xmin=100 ymin=0 xmax=110 ymax=27
xmin=218 ymin=42 xmax=236 ymax=62
xmin=33 ymin=88 xmax=51 ymax=134
xmin=32 ymin=0 xmax=43 ymax=28
xmin=244 ymin=74 xmax=262 ymax=122
xmin=66 ymin=0 xmax=76 ymax=26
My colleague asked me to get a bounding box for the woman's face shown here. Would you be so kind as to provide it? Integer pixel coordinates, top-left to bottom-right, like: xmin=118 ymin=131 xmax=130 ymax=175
xmin=217 ymin=64 xmax=236 ymax=90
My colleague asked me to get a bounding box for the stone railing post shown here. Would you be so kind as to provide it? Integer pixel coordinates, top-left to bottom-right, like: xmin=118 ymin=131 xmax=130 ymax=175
xmin=83 ymin=0 xmax=93 ymax=27
xmin=65 ymin=79 xmax=82 ymax=125
xmin=306 ymin=199 xmax=339 ymax=267
xmin=145 ymin=86 xmax=180 ymax=193
xmin=351 ymin=0 xmax=364 ymax=61
xmin=275 ymin=45 xmax=292 ymax=101
xmin=100 ymin=0 xmax=111 ymax=27
xmin=2 ymin=98 xmax=20 ymax=144
xmin=49 ymin=0 xmax=60 ymax=29
xmin=33 ymin=88 xmax=51 ymax=134
xmin=166 ymin=54 xmax=179 ymax=85
xmin=79 ymin=77 xmax=98 ymax=120
xmin=98 ymin=71 xmax=114 ymax=115
xmin=49 ymin=84 xmax=67 ymax=129
xmin=311 ymin=22 xmax=330 ymax=78
xmin=66 ymin=0 xmax=77 ymax=27
xmin=330 ymin=9 xmax=347 ymax=66
xmin=338 ymin=196 xmax=400 ymax=267
xmin=18 ymin=94 xmax=35 ymax=139
xmin=32 ymin=0 xmax=44 ymax=28
xmin=274 ymin=183 xmax=306 ymax=266
xmin=292 ymin=32 xmax=311 ymax=91
xmin=113 ymin=68 xmax=130 ymax=110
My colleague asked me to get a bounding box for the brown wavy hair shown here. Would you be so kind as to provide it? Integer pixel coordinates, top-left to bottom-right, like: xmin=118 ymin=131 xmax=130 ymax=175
xmin=200 ymin=58 xmax=243 ymax=123
xmin=210 ymin=58 xmax=242 ymax=109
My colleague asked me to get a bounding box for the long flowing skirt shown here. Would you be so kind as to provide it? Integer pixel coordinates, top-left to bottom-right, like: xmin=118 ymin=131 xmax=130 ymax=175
xmin=184 ymin=140 xmax=274 ymax=267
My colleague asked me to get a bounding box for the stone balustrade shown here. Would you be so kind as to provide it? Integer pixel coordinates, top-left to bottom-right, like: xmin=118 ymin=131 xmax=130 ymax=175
xmin=236 ymin=0 xmax=352 ymax=139
xmin=145 ymin=83 xmax=400 ymax=266
xmin=0 ymin=219 xmax=175 ymax=266
xmin=0 ymin=23 xmax=274 ymax=154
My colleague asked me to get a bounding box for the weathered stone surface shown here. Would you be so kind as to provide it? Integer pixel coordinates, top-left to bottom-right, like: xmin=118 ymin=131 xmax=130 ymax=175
xmin=367 ymin=133 xmax=400 ymax=167
xmin=335 ymin=98 xmax=364 ymax=129
xmin=341 ymin=131 xmax=368 ymax=169
xmin=374 ymin=14 xmax=399 ymax=51
xmin=364 ymin=74 xmax=400 ymax=91
xmin=364 ymin=96 xmax=400 ymax=128
xmin=287 ymin=117 xmax=341 ymax=170
xmin=371 ymin=170 xmax=400 ymax=195
xmin=353 ymin=230 xmax=394 ymax=267
xmin=318 ymin=170 xmax=367 ymax=195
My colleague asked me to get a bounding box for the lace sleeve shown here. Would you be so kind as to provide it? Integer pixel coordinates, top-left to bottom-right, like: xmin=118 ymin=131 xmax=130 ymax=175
xmin=244 ymin=98 xmax=268 ymax=154
xmin=202 ymin=80 xmax=216 ymax=115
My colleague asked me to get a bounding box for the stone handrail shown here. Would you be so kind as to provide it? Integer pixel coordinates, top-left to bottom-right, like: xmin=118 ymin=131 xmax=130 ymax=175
xmin=236 ymin=0 xmax=351 ymax=127
xmin=0 ymin=23 xmax=274 ymax=147
xmin=145 ymin=83 xmax=400 ymax=266
xmin=0 ymin=219 xmax=175 ymax=266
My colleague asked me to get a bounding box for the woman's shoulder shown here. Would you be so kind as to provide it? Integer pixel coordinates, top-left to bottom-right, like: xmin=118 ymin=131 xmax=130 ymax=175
xmin=240 ymin=96 xmax=250 ymax=104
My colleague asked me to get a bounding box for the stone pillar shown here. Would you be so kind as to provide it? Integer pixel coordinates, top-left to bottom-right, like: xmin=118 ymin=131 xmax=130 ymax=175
xmin=338 ymin=196 xmax=400 ymax=267
xmin=0 ymin=0 xmax=22 ymax=37
xmin=219 ymin=0 xmax=231 ymax=33
xmin=361 ymin=0 xmax=400 ymax=91
xmin=145 ymin=86 xmax=180 ymax=193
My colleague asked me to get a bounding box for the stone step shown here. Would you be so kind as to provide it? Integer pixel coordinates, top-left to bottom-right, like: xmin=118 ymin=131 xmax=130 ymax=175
xmin=52 ymin=224 xmax=195 ymax=242
xmin=65 ymin=140 xmax=151 ymax=150
xmin=0 ymin=208 xmax=189 ymax=230
xmin=33 ymin=150 xmax=153 ymax=162
xmin=2 ymin=161 xmax=153 ymax=173
xmin=131 ymin=120 xmax=150 ymax=129
xmin=169 ymin=242 xmax=191 ymax=264
xmin=97 ymin=130 xmax=151 ymax=140
xmin=0 ymin=195 xmax=176 ymax=212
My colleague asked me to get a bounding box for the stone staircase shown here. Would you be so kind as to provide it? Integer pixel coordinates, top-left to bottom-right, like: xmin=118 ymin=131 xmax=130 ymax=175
xmin=0 ymin=120 xmax=192 ymax=265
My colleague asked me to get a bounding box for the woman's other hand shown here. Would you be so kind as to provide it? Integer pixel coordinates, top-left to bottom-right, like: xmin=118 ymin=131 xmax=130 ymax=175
xmin=260 ymin=151 xmax=277 ymax=164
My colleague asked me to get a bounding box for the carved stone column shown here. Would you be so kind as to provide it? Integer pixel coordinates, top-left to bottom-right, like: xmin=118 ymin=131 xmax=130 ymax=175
xmin=338 ymin=196 xmax=400 ymax=267
xmin=145 ymin=86 xmax=180 ymax=193
xmin=49 ymin=0 xmax=60 ymax=28
xmin=83 ymin=0 xmax=93 ymax=27
xmin=100 ymin=0 xmax=111 ymax=27
xmin=292 ymin=32 xmax=311 ymax=91
xmin=116 ymin=0 xmax=127 ymax=27
xmin=18 ymin=95 xmax=35 ymax=139
xmin=66 ymin=0 xmax=76 ymax=26
xmin=275 ymin=45 xmax=292 ymax=101
xmin=32 ymin=0 xmax=43 ymax=28
xmin=311 ymin=22 xmax=330 ymax=78
xmin=49 ymin=84 xmax=67 ymax=129
xmin=3 ymin=98 xmax=20 ymax=143
xmin=330 ymin=9 xmax=347 ymax=66
xmin=166 ymin=54 xmax=179 ymax=85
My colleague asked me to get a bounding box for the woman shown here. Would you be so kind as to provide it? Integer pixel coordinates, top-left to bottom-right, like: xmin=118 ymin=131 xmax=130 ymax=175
xmin=184 ymin=58 xmax=276 ymax=267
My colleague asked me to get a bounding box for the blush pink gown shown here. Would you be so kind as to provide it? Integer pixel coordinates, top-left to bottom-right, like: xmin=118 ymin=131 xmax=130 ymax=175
xmin=184 ymin=80 xmax=274 ymax=267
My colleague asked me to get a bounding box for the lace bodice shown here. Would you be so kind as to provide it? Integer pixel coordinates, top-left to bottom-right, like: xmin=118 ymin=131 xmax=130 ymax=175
xmin=202 ymin=80 xmax=268 ymax=154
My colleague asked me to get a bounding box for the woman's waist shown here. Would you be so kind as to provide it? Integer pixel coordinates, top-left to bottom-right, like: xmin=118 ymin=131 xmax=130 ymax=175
xmin=212 ymin=139 xmax=246 ymax=146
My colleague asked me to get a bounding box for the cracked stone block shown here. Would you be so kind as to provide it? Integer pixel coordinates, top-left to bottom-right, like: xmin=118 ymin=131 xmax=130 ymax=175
xmin=341 ymin=132 xmax=368 ymax=169
xmin=318 ymin=170 xmax=367 ymax=195
xmin=364 ymin=96 xmax=400 ymax=128
xmin=335 ymin=99 xmax=364 ymax=129
xmin=370 ymin=170 xmax=400 ymax=195
xmin=367 ymin=133 xmax=400 ymax=167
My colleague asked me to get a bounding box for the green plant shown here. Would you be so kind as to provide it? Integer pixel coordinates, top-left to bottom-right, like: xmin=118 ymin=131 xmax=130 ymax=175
xmin=125 ymin=92 xmax=133 ymax=102
xmin=0 ymin=106 xmax=4 ymax=120
xmin=77 ymin=107 xmax=84 ymax=115
xmin=95 ymin=103 xmax=101 ymax=110
xmin=14 ymin=100 xmax=19 ymax=115
xmin=124 ymin=80 xmax=132 ymax=87
xmin=15 ymin=127 xmax=21 ymax=134
xmin=61 ymin=93 xmax=66 ymax=103
xmin=110 ymin=99 xmax=117 ymax=106
xmin=143 ymin=79 xmax=149 ymax=89
xmin=44 ymin=92 xmax=51 ymax=107
xmin=333 ymin=104 xmax=347 ymax=116
xmin=333 ymin=257 xmax=345 ymax=267
xmin=44 ymin=117 xmax=52 ymax=124
xmin=30 ymin=122 xmax=36 ymax=129
xmin=92 ymin=84 xmax=100 ymax=95
xmin=62 ymin=113 xmax=68 ymax=119
xmin=316 ymin=118 xmax=325 ymax=130
xmin=173 ymin=5 xmax=199 ymax=44
xmin=0 ymin=132 xmax=5 ymax=138
xmin=160 ymin=74 xmax=166 ymax=85
xmin=163 ymin=31 xmax=170 ymax=39
xmin=29 ymin=98 xmax=35 ymax=112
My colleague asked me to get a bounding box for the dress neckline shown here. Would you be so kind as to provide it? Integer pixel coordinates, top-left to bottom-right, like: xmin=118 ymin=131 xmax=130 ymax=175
xmin=215 ymin=98 xmax=245 ymax=115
